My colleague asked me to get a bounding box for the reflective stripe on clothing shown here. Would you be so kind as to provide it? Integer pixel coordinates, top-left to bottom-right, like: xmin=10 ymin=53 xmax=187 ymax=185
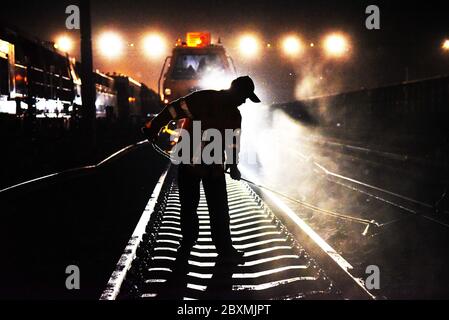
xmin=180 ymin=99 xmax=193 ymax=119
xmin=167 ymin=105 xmax=177 ymax=119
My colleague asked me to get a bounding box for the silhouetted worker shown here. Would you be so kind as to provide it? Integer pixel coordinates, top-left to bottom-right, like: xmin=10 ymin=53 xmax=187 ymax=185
xmin=143 ymin=76 xmax=261 ymax=266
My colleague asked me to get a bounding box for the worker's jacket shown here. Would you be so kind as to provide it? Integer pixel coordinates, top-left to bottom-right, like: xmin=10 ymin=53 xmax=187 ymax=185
xmin=150 ymin=90 xmax=241 ymax=166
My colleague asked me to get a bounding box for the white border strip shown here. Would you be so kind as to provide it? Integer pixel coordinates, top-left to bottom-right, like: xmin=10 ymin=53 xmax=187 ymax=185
xmin=100 ymin=168 xmax=169 ymax=300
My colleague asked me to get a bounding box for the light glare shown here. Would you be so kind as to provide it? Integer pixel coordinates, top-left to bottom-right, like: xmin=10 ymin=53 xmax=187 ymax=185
xmin=55 ymin=35 xmax=73 ymax=53
xmin=143 ymin=34 xmax=167 ymax=58
xmin=199 ymin=70 xmax=233 ymax=90
xmin=239 ymin=35 xmax=260 ymax=58
xmin=323 ymin=33 xmax=349 ymax=57
xmin=98 ymin=32 xmax=124 ymax=59
xmin=442 ymin=39 xmax=449 ymax=51
xmin=282 ymin=36 xmax=302 ymax=56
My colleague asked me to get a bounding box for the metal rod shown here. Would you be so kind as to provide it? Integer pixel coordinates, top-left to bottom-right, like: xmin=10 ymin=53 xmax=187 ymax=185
xmin=150 ymin=142 xmax=379 ymax=227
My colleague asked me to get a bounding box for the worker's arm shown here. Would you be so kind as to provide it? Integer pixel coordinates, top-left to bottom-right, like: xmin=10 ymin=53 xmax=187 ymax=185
xmin=225 ymin=113 xmax=242 ymax=180
xmin=142 ymin=98 xmax=193 ymax=142
xmin=225 ymin=128 xmax=241 ymax=165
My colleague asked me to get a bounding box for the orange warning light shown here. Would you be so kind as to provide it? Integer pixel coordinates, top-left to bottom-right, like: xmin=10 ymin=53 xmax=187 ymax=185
xmin=186 ymin=32 xmax=211 ymax=47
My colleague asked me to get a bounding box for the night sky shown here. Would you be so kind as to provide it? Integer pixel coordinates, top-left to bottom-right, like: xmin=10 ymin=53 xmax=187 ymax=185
xmin=1 ymin=0 xmax=448 ymax=103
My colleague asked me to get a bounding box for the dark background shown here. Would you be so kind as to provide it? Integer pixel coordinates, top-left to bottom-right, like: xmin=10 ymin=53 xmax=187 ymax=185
xmin=1 ymin=0 xmax=448 ymax=102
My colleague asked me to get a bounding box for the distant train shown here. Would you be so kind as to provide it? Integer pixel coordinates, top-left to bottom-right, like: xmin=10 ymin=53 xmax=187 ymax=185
xmin=0 ymin=25 xmax=162 ymax=123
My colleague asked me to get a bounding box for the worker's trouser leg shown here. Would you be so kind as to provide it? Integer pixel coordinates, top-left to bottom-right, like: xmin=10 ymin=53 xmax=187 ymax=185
xmin=177 ymin=165 xmax=200 ymax=255
xmin=202 ymin=168 xmax=234 ymax=254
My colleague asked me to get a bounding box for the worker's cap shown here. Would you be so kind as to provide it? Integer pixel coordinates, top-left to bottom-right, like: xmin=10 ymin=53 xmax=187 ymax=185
xmin=230 ymin=76 xmax=261 ymax=103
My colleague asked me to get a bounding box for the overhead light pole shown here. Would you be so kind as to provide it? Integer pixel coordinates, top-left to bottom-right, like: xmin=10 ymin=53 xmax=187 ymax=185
xmin=79 ymin=0 xmax=96 ymax=152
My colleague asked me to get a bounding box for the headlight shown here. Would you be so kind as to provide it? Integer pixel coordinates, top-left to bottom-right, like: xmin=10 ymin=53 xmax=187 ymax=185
xmin=164 ymin=88 xmax=172 ymax=96
xmin=199 ymin=71 xmax=232 ymax=90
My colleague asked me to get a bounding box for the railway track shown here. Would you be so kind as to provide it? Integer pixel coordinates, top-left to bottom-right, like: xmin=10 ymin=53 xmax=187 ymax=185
xmin=101 ymin=165 xmax=374 ymax=300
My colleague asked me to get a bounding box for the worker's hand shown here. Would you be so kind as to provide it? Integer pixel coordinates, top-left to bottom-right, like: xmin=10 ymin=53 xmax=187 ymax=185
xmin=141 ymin=123 xmax=158 ymax=142
xmin=226 ymin=164 xmax=241 ymax=181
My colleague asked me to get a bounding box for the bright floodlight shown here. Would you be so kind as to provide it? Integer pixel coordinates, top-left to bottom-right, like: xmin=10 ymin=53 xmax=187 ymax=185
xmin=282 ymin=35 xmax=303 ymax=57
xmin=143 ymin=34 xmax=166 ymax=58
xmin=443 ymin=39 xmax=449 ymax=51
xmin=98 ymin=32 xmax=124 ymax=59
xmin=238 ymin=35 xmax=260 ymax=58
xmin=55 ymin=35 xmax=73 ymax=53
xmin=323 ymin=33 xmax=349 ymax=57
xmin=199 ymin=70 xmax=233 ymax=90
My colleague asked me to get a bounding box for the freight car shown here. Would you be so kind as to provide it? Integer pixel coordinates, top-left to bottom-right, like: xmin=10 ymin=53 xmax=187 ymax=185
xmin=0 ymin=25 xmax=162 ymax=122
